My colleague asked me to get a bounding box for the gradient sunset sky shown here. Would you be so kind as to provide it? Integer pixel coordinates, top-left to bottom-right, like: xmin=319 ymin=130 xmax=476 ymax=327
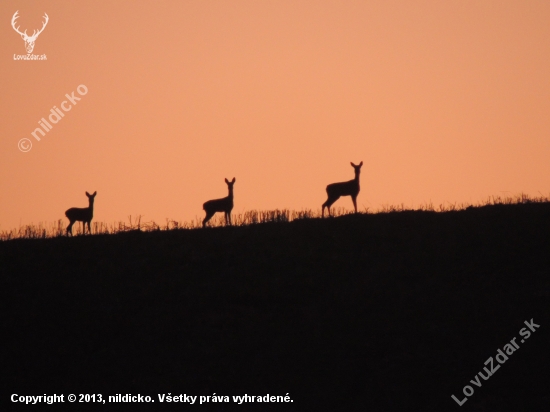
xmin=1 ymin=1 xmax=549 ymax=231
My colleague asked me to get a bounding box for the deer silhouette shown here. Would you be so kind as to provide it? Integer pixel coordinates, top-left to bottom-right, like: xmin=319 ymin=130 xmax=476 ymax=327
xmin=202 ymin=178 xmax=235 ymax=227
xmin=322 ymin=162 xmax=363 ymax=217
xmin=65 ymin=191 xmax=97 ymax=236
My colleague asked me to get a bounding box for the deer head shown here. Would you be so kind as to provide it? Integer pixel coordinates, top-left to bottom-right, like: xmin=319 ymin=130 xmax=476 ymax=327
xmin=12 ymin=11 xmax=49 ymax=54
xmin=351 ymin=161 xmax=363 ymax=175
xmin=224 ymin=178 xmax=236 ymax=193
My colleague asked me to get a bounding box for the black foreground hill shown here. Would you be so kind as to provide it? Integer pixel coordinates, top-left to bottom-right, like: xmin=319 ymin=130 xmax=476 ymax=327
xmin=2 ymin=203 xmax=549 ymax=411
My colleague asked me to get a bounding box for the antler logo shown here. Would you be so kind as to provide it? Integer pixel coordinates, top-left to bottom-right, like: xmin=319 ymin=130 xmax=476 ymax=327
xmin=11 ymin=11 xmax=49 ymax=54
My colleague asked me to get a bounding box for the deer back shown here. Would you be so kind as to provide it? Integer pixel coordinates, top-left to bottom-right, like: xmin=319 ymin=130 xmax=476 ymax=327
xmin=65 ymin=206 xmax=93 ymax=222
xmin=203 ymin=196 xmax=233 ymax=213
xmin=326 ymin=179 xmax=359 ymax=197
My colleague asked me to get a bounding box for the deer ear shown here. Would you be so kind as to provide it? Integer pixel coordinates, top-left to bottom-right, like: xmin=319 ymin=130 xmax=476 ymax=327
xmin=350 ymin=162 xmax=356 ymax=167
xmin=232 ymin=177 xmax=236 ymax=183
xmin=86 ymin=191 xmax=90 ymax=196
xmin=359 ymin=161 xmax=363 ymax=166
xmin=225 ymin=178 xmax=229 ymax=184
xmin=92 ymin=191 xmax=97 ymax=196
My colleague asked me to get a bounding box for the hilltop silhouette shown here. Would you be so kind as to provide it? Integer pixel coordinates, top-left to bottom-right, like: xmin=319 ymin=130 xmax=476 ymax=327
xmin=2 ymin=201 xmax=549 ymax=410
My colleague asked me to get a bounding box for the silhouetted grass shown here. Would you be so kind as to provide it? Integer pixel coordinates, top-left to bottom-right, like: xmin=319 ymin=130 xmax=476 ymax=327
xmin=1 ymin=193 xmax=548 ymax=241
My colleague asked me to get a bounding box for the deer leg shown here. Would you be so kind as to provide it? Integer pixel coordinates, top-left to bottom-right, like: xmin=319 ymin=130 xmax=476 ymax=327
xmin=352 ymin=196 xmax=357 ymax=213
xmin=322 ymin=196 xmax=338 ymax=217
xmin=322 ymin=199 xmax=330 ymax=218
xmin=203 ymin=211 xmax=214 ymax=228
xmin=66 ymin=221 xmax=73 ymax=236
xmin=227 ymin=212 xmax=232 ymax=226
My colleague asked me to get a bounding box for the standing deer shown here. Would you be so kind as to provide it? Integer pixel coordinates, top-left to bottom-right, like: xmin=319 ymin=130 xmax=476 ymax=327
xmin=202 ymin=178 xmax=235 ymax=227
xmin=65 ymin=191 xmax=97 ymax=236
xmin=322 ymin=161 xmax=363 ymax=217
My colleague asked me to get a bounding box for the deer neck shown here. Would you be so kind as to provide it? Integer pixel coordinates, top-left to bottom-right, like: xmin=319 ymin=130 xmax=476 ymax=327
xmin=353 ymin=172 xmax=360 ymax=191
xmin=227 ymin=188 xmax=234 ymax=199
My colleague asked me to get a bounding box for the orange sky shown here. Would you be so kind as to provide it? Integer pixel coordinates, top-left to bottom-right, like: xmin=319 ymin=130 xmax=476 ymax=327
xmin=1 ymin=1 xmax=549 ymax=231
